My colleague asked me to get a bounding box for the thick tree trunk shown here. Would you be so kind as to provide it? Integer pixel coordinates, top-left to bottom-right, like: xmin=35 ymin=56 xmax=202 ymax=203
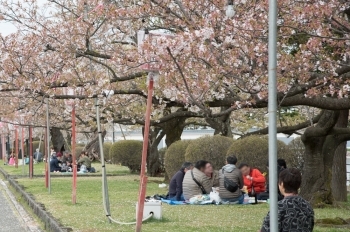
xmin=332 ymin=141 xmax=348 ymax=202
xmin=300 ymin=110 xmax=339 ymax=206
xmin=83 ymin=129 xmax=106 ymax=161
xmin=51 ymin=127 xmax=66 ymax=152
xmin=205 ymin=107 xmax=232 ymax=137
xmin=161 ymin=109 xmax=186 ymax=147
xmin=332 ymin=110 xmax=349 ymax=202
xmin=301 ymin=110 xmax=350 ymax=206
xmin=144 ymin=127 xmax=165 ymax=177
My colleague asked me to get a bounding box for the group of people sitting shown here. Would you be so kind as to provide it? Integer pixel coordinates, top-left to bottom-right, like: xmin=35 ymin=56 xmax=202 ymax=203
xmin=5 ymin=153 xmax=31 ymax=165
xmin=167 ymin=156 xmax=314 ymax=231
xmin=169 ymin=156 xmax=282 ymax=203
xmin=49 ymin=147 xmax=94 ymax=173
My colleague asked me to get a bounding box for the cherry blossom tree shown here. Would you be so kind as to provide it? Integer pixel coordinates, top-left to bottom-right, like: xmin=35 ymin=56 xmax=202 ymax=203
xmin=1 ymin=0 xmax=350 ymax=200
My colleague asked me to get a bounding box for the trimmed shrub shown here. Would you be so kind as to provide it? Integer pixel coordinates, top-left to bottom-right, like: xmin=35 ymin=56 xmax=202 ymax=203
xmin=103 ymin=142 xmax=113 ymax=161
xmin=227 ymin=135 xmax=294 ymax=173
xmin=185 ymin=135 xmax=234 ymax=169
xmin=287 ymin=137 xmax=305 ymax=171
xmin=165 ymin=140 xmax=192 ymax=178
xmin=109 ymin=140 xmax=143 ymax=172
xmin=158 ymin=147 xmax=167 ymax=173
xmin=24 ymin=141 xmax=45 ymax=156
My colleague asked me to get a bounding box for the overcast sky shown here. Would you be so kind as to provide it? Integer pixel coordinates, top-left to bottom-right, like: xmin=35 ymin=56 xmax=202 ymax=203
xmin=0 ymin=0 xmax=46 ymax=36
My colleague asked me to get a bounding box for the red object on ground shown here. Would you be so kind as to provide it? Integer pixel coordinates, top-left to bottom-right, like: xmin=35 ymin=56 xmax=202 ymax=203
xmin=243 ymin=168 xmax=266 ymax=193
xmin=135 ymin=78 xmax=154 ymax=232
xmin=72 ymin=105 xmax=77 ymax=204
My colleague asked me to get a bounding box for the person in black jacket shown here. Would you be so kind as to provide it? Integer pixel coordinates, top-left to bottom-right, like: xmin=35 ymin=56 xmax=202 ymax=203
xmin=50 ymin=154 xmax=62 ymax=172
xmin=168 ymin=162 xmax=193 ymax=201
xmin=258 ymin=159 xmax=287 ymax=201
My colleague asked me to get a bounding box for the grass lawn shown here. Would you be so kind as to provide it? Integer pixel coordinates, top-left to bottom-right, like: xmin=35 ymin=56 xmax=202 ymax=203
xmin=4 ymin=168 xmax=349 ymax=232
xmin=1 ymin=161 xmax=130 ymax=176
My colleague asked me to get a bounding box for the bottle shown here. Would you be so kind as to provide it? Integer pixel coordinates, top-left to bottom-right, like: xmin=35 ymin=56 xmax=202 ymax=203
xmin=244 ymin=193 xmax=249 ymax=204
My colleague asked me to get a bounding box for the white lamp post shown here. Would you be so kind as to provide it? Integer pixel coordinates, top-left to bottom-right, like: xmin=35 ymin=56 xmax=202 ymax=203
xmin=225 ymin=0 xmax=278 ymax=230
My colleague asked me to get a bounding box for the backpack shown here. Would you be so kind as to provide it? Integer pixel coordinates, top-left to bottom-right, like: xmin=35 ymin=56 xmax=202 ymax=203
xmin=222 ymin=169 xmax=239 ymax=193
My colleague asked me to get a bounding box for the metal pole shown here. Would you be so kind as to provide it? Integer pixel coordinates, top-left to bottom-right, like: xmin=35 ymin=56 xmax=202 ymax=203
xmin=72 ymin=105 xmax=77 ymax=204
xmin=46 ymin=98 xmax=51 ymax=194
xmin=112 ymin=123 xmax=115 ymax=143
xmin=268 ymin=0 xmax=278 ymax=231
xmin=135 ymin=76 xmax=154 ymax=232
xmin=95 ymin=98 xmax=111 ymax=221
xmin=15 ymin=127 xmax=18 ymax=168
xmin=29 ymin=126 xmax=33 ymax=178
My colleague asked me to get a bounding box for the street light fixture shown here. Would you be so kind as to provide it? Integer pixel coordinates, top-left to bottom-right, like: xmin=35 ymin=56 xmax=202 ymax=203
xmin=226 ymin=0 xmax=235 ymax=18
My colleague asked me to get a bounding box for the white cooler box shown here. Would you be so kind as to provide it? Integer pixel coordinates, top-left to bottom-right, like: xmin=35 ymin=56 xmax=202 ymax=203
xmin=136 ymin=200 xmax=162 ymax=220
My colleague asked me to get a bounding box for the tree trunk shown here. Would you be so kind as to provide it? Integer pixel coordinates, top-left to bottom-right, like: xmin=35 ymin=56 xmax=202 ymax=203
xmin=160 ymin=109 xmax=187 ymax=147
xmin=332 ymin=110 xmax=349 ymax=202
xmin=205 ymin=106 xmax=232 ymax=137
xmin=300 ymin=110 xmax=339 ymax=206
xmin=144 ymin=127 xmax=165 ymax=177
xmin=50 ymin=127 xmax=65 ymax=152
xmin=83 ymin=129 xmax=107 ymax=161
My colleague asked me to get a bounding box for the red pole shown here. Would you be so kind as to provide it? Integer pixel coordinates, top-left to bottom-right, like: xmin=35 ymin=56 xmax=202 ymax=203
xmin=1 ymin=135 xmax=5 ymax=163
xmin=29 ymin=127 xmax=33 ymax=178
xmin=135 ymin=78 xmax=154 ymax=232
xmin=15 ymin=128 xmax=18 ymax=168
xmin=45 ymin=127 xmax=48 ymax=188
xmin=72 ymin=105 xmax=77 ymax=204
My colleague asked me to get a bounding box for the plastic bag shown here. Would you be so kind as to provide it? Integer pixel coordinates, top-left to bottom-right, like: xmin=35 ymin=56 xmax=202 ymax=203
xmin=209 ymin=187 xmax=221 ymax=203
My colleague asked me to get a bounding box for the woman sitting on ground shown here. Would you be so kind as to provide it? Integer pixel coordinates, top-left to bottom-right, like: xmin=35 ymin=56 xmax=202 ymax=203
xmin=239 ymin=163 xmax=266 ymax=196
xmin=8 ymin=154 xmax=15 ymax=166
xmin=260 ymin=168 xmax=314 ymax=232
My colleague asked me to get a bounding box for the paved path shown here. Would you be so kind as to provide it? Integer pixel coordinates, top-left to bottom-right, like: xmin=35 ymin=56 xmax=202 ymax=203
xmin=0 ymin=180 xmax=41 ymax=232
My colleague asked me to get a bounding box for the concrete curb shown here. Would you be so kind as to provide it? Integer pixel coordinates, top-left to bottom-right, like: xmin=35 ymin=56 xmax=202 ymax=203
xmin=0 ymin=167 xmax=69 ymax=232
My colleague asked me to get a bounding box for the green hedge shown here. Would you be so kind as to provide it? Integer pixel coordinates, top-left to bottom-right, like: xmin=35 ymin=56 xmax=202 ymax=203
xmin=287 ymin=137 xmax=305 ymax=171
xmin=103 ymin=142 xmax=113 ymax=160
xmin=109 ymin=140 xmax=143 ymax=172
xmin=158 ymin=147 xmax=167 ymax=174
xmin=185 ymin=135 xmax=234 ymax=169
xmin=24 ymin=141 xmax=45 ymax=156
xmin=227 ymin=135 xmax=295 ymax=173
xmin=165 ymin=140 xmax=192 ymax=178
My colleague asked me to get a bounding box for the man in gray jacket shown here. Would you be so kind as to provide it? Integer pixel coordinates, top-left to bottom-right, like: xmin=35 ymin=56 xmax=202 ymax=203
xmin=182 ymin=160 xmax=212 ymax=200
xmin=219 ymin=156 xmax=244 ymax=203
